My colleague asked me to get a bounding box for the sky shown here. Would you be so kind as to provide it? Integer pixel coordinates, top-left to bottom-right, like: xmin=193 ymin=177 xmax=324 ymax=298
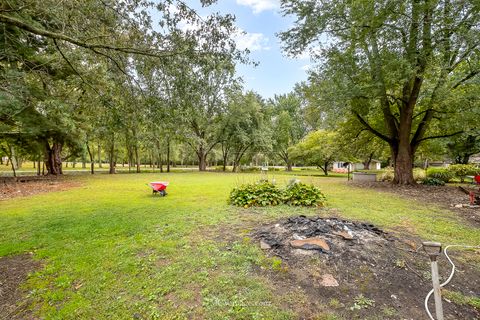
xmin=188 ymin=0 xmax=312 ymax=99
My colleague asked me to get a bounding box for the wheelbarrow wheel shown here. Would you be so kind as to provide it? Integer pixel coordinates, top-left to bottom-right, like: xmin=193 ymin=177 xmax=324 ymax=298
xmin=160 ymin=190 xmax=167 ymax=197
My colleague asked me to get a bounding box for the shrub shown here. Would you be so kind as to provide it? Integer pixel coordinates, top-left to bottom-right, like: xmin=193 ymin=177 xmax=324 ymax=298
xmin=427 ymin=168 xmax=453 ymax=183
xmin=228 ymin=181 xmax=283 ymax=208
xmin=448 ymin=164 xmax=480 ymax=182
xmin=228 ymin=180 xmax=326 ymax=208
xmin=380 ymin=169 xmax=394 ymax=182
xmin=413 ymin=168 xmax=426 ymax=181
xmin=283 ymin=182 xmax=326 ymax=207
xmin=240 ymin=166 xmax=260 ymax=172
xmin=422 ymin=177 xmax=445 ymax=186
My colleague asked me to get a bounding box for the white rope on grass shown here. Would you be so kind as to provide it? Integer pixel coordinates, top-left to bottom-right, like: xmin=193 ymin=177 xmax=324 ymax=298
xmin=425 ymin=244 xmax=480 ymax=320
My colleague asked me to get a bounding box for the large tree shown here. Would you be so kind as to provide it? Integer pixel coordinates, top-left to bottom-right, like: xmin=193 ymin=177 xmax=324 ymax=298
xmin=269 ymin=92 xmax=307 ymax=171
xmin=280 ymin=0 xmax=480 ymax=184
xmin=221 ymin=91 xmax=271 ymax=172
xmin=289 ymin=130 xmax=341 ymax=176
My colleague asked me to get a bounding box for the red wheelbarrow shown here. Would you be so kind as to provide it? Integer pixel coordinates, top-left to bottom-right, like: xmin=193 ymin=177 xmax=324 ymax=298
xmin=147 ymin=181 xmax=169 ymax=196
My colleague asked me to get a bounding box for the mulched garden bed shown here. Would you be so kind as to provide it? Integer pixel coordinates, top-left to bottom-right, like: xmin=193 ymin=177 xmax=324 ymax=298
xmin=0 ymin=176 xmax=82 ymax=201
xmin=352 ymin=182 xmax=480 ymax=226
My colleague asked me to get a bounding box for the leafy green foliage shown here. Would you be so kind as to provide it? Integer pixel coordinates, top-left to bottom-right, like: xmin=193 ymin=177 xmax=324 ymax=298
xmin=380 ymin=169 xmax=394 ymax=182
xmin=229 ymin=180 xmax=326 ymax=208
xmin=283 ymin=182 xmax=326 ymax=207
xmin=269 ymin=92 xmax=307 ymax=170
xmin=448 ymin=164 xmax=480 ymax=182
xmin=427 ymin=168 xmax=454 ymax=183
xmin=443 ymin=290 xmax=480 ymax=310
xmin=228 ymin=181 xmax=283 ymax=208
xmin=350 ymin=294 xmax=375 ymax=311
xmin=280 ymin=0 xmax=480 ymax=184
xmin=413 ymin=168 xmax=426 ymax=181
xmin=422 ymin=177 xmax=446 ymax=186
xmin=289 ymin=130 xmax=341 ymax=176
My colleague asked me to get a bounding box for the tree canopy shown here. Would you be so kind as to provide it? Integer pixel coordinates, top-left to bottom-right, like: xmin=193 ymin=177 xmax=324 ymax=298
xmin=280 ymin=0 xmax=480 ymax=184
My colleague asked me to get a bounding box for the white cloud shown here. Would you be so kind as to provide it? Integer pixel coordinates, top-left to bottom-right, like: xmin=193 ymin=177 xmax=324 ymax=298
xmin=235 ymin=30 xmax=270 ymax=51
xmin=236 ymin=0 xmax=279 ymax=14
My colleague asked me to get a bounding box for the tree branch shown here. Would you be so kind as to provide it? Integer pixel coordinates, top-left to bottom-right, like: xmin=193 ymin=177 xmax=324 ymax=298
xmin=452 ymin=70 xmax=480 ymax=89
xmin=416 ymin=130 xmax=463 ymax=143
xmin=0 ymin=13 xmax=182 ymax=59
xmin=353 ymin=111 xmax=393 ymax=143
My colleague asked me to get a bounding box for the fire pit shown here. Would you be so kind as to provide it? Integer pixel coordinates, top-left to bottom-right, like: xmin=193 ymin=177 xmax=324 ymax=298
xmin=252 ymin=215 xmax=479 ymax=319
xmin=255 ymin=215 xmax=392 ymax=260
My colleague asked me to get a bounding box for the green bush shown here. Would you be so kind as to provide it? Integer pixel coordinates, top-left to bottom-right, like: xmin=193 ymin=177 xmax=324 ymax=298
xmin=413 ymin=168 xmax=426 ymax=181
xmin=448 ymin=164 xmax=480 ymax=182
xmin=422 ymin=177 xmax=445 ymax=186
xmin=427 ymin=168 xmax=453 ymax=183
xmin=228 ymin=180 xmax=326 ymax=208
xmin=240 ymin=166 xmax=260 ymax=172
xmin=380 ymin=169 xmax=394 ymax=182
xmin=228 ymin=181 xmax=283 ymax=208
xmin=283 ymin=182 xmax=326 ymax=207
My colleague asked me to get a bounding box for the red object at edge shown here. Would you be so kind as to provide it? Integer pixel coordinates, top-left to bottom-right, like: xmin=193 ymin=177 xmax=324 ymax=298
xmin=474 ymin=175 xmax=480 ymax=184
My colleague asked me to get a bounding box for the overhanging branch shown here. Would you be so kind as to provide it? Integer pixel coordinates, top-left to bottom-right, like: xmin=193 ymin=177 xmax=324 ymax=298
xmin=0 ymin=13 xmax=182 ymax=59
xmin=353 ymin=111 xmax=393 ymax=143
xmin=416 ymin=130 xmax=463 ymax=143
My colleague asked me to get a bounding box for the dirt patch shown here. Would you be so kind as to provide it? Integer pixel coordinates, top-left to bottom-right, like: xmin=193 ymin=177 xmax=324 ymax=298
xmin=253 ymin=215 xmax=480 ymax=319
xmin=0 ymin=177 xmax=82 ymax=201
xmin=0 ymin=253 xmax=42 ymax=320
xmin=353 ymin=182 xmax=480 ymax=226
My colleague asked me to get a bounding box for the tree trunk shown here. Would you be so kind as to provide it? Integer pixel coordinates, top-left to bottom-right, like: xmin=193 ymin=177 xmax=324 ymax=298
xmin=44 ymin=141 xmax=63 ymax=175
xmin=6 ymin=145 xmax=17 ymax=177
xmin=392 ymin=143 xmax=414 ymax=184
xmin=37 ymin=157 xmax=41 ymax=176
xmin=108 ymin=134 xmax=116 ymax=174
xmin=198 ymin=147 xmax=207 ymax=171
xmin=287 ymin=162 xmax=292 ymax=171
xmin=363 ymin=152 xmax=374 ymax=170
xmin=86 ymin=142 xmax=95 ymax=174
xmin=222 ymin=152 xmax=228 ymax=171
xmin=135 ymin=145 xmax=140 ymax=173
xmin=97 ymin=144 xmax=102 ymax=168
xmin=166 ymin=138 xmax=171 ymax=173
xmin=221 ymin=142 xmax=229 ymax=172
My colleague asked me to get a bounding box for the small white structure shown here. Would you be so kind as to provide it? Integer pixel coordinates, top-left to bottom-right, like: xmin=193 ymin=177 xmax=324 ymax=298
xmin=332 ymin=161 xmax=381 ymax=173
xmin=470 ymin=154 xmax=480 ymax=164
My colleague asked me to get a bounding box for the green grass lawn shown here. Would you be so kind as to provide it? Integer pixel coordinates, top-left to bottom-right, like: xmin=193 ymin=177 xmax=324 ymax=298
xmin=1 ymin=172 xmax=478 ymax=319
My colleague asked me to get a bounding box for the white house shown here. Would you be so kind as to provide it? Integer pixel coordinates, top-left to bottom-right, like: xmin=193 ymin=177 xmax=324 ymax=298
xmin=332 ymin=160 xmax=381 ymax=172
